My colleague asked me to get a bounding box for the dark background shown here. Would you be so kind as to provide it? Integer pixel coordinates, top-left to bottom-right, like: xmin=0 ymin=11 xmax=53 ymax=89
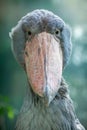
xmin=0 ymin=0 xmax=87 ymax=130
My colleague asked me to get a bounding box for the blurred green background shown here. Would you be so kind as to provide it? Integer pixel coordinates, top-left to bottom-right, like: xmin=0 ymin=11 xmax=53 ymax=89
xmin=0 ymin=0 xmax=87 ymax=130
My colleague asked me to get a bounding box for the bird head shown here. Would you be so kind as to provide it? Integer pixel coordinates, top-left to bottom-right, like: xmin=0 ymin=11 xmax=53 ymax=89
xmin=10 ymin=9 xmax=72 ymax=105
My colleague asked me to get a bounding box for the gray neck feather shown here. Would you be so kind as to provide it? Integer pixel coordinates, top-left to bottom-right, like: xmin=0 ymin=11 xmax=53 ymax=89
xmin=15 ymin=78 xmax=85 ymax=130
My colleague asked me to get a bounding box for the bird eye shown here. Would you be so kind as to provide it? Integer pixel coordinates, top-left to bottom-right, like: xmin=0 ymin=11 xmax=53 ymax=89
xmin=28 ymin=31 xmax=32 ymax=36
xmin=55 ymin=29 xmax=60 ymax=35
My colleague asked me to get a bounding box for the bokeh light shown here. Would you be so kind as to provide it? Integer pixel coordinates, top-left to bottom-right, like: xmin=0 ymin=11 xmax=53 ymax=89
xmin=73 ymin=26 xmax=83 ymax=38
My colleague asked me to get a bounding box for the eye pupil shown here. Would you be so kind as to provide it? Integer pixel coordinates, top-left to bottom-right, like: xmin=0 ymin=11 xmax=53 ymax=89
xmin=55 ymin=30 xmax=59 ymax=34
xmin=28 ymin=31 xmax=32 ymax=35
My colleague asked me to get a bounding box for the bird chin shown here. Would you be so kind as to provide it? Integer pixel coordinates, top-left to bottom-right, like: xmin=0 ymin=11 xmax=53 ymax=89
xmin=24 ymin=32 xmax=63 ymax=105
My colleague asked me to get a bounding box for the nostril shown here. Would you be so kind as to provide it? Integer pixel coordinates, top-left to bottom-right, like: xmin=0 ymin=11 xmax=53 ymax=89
xmin=25 ymin=51 xmax=28 ymax=56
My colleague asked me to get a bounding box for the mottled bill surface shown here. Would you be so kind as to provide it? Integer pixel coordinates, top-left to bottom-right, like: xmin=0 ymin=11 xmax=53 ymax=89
xmin=24 ymin=32 xmax=63 ymax=103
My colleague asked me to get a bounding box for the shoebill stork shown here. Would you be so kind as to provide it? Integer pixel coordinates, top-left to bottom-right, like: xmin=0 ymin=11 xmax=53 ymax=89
xmin=10 ymin=9 xmax=85 ymax=130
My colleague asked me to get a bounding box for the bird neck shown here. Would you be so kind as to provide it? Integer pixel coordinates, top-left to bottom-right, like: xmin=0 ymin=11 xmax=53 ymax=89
xmin=20 ymin=77 xmax=68 ymax=113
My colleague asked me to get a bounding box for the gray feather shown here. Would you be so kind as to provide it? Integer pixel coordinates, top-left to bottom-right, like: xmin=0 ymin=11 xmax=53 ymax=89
xmin=9 ymin=21 xmax=25 ymax=66
xmin=9 ymin=9 xmax=85 ymax=130
xmin=10 ymin=9 xmax=72 ymax=68
xmin=15 ymin=79 xmax=85 ymax=130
